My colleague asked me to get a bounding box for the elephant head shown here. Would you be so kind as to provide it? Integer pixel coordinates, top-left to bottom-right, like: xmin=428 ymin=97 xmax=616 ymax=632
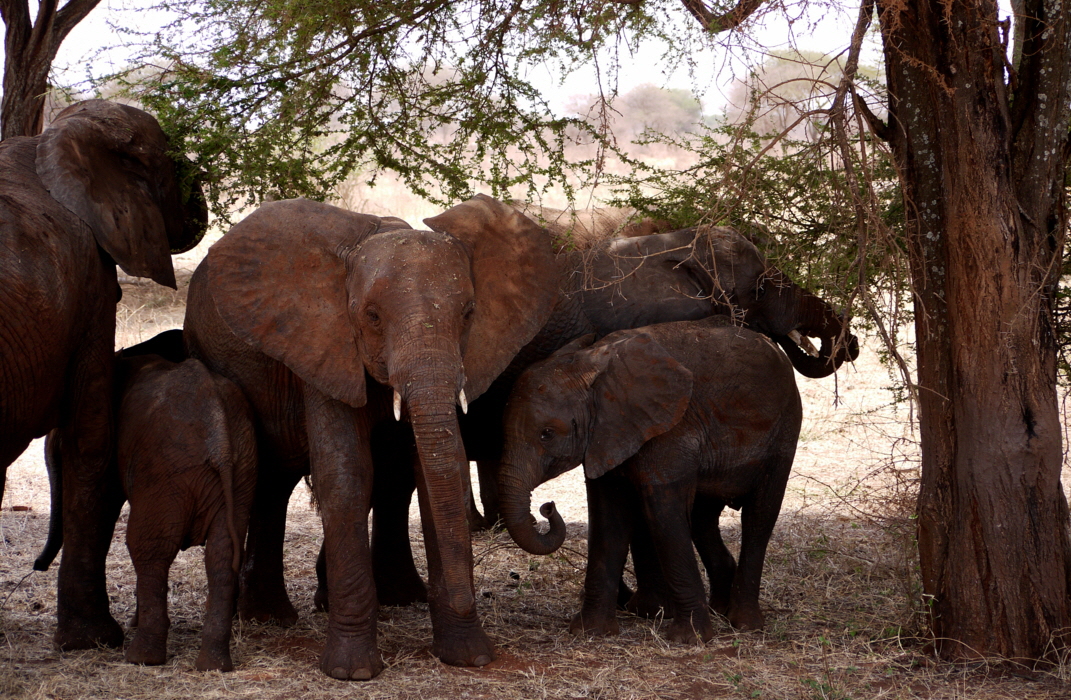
xmin=206 ymin=196 xmax=558 ymax=599
xmin=499 ymin=333 xmax=693 ymax=555
xmin=35 ymin=100 xmax=208 ymax=288
xmin=598 ymin=226 xmax=859 ymax=379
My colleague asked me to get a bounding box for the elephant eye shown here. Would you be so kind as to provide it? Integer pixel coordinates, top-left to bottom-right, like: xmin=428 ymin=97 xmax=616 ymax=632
xmin=365 ymin=306 xmax=381 ymax=326
xmin=540 ymin=427 xmax=555 ymax=442
xmin=462 ymin=301 xmax=476 ymax=323
xmin=755 ymin=283 xmax=766 ymax=300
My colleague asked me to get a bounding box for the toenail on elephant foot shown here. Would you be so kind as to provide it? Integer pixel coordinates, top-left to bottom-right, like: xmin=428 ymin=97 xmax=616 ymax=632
xmin=432 ymin=626 xmax=496 ymax=667
xmin=320 ymin=630 xmax=383 ymax=681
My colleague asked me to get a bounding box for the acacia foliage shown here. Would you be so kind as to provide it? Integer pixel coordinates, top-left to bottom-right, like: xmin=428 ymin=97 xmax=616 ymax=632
xmin=126 ymin=0 xmax=748 ymax=219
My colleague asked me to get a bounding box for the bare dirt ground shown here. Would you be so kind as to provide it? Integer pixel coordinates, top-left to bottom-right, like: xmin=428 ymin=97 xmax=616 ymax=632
xmin=2 ymin=261 xmax=1070 ymax=699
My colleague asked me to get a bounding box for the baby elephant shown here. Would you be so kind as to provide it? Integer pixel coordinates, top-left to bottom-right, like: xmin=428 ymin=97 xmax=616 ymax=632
xmin=498 ymin=319 xmax=802 ymax=643
xmin=117 ymin=349 xmax=257 ymax=671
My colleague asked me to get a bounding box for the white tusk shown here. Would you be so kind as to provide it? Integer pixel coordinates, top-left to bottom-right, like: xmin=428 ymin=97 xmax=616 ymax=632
xmin=459 ymin=389 xmax=468 ymax=414
xmin=394 ymin=390 xmax=402 ymax=421
xmin=789 ymin=330 xmax=820 ymax=357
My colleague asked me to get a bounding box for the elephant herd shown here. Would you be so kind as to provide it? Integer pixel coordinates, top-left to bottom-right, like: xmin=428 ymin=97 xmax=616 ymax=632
xmin=0 ymin=100 xmax=858 ymax=681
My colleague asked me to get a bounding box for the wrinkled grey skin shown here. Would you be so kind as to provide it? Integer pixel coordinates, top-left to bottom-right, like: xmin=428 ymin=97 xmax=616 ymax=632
xmin=460 ymin=224 xmax=857 ymax=529
xmin=34 ymin=331 xmax=255 ymax=672
xmin=498 ymin=320 xmax=803 ymax=642
xmin=183 ymin=195 xmax=558 ymax=680
xmin=0 ymin=100 xmax=207 ymax=652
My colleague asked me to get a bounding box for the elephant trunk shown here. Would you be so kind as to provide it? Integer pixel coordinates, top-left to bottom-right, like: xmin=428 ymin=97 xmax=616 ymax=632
xmin=396 ymin=356 xmax=477 ymax=613
xmin=775 ymin=287 xmax=860 ymax=378
xmin=498 ymin=458 xmax=567 ymax=555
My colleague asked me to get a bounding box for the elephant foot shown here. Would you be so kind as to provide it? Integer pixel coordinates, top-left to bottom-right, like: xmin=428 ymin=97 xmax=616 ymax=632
xmin=431 ymin=623 xmax=495 ymax=668
xmin=238 ymin=588 xmax=299 ymax=626
xmin=195 ymin=645 xmax=234 ymax=672
xmin=665 ymin=611 xmax=714 ymax=645
xmin=627 ymin=587 xmax=676 ymax=619
xmin=55 ymin=611 xmax=125 ymax=651
xmin=126 ymin=629 xmax=168 ymax=666
xmin=569 ymin=610 xmax=619 ymax=637
xmin=320 ymin=627 xmax=383 ymax=680
xmin=727 ymin=603 xmax=765 ymax=631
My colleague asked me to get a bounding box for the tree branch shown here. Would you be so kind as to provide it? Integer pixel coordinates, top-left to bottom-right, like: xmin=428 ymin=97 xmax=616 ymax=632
xmin=851 ymin=87 xmax=891 ymax=141
xmin=53 ymin=0 xmax=102 ymax=42
xmin=677 ymin=0 xmax=765 ymax=33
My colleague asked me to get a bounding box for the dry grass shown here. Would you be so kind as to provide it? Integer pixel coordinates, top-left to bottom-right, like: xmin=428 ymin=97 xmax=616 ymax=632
xmin=3 ymin=264 xmax=1071 ymax=699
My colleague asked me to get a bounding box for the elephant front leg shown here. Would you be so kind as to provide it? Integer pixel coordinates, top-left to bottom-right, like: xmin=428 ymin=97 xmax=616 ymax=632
xmin=55 ymin=336 xmax=125 ymax=651
xmin=571 ymin=474 xmax=634 ymax=637
xmin=306 ymin=388 xmax=382 ymax=681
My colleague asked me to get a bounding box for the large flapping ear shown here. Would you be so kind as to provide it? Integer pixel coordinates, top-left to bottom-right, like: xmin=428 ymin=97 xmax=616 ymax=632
xmin=35 ymin=100 xmax=179 ymax=288
xmin=424 ymin=194 xmax=558 ymax=400
xmin=207 ymin=198 xmax=381 ymax=408
xmin=582 ymin=333 xmax=693 ymax=480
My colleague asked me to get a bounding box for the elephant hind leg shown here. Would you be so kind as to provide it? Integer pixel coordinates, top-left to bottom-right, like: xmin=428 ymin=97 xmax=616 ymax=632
xmin=127 ymin=544 xmax=180 ymax=666
xmin=196 ymin=511 xmax=240 ymax=672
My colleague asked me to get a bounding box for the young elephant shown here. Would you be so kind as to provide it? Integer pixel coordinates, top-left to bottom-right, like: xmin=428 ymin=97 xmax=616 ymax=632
xmin=499 ymin=319 xmax=802 ymax=643
xmin=117 ymin=351 xmax=258 ymax=671
xmin=33 ymin=331 xmax=257 ymax=669
xmin=116 ymin=353 xmax=257 ymax=672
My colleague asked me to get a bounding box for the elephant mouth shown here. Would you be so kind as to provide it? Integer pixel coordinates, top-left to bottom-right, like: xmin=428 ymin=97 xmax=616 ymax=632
xmin=788 ymin=330 xmax=820 ymax=357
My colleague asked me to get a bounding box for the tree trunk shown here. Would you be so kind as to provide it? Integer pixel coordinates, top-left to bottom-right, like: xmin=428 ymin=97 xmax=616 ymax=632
xmin=0 ymin=0 xmax=101 ymax=139
xmin=875 ymin=0 xmax=1071 ymax=659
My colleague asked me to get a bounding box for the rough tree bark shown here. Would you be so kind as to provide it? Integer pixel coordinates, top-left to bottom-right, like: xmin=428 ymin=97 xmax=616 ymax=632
xmin=0 ymin=0 xmax=100 ymax=139
xmin=873 ymin=0 xmax=1071 ymax=659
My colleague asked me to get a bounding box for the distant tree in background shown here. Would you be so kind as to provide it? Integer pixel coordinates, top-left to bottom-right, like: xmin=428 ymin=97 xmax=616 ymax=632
xmin=0 ymin=0 xmax=100 ymax=138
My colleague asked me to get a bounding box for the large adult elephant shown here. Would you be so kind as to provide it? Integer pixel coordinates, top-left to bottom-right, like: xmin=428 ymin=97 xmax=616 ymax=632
xmin=183 ymin=195 xmax=557 ymax=679
xmin=460 ymin=222 xmax=859 ymax=527
xmin=0 ymin=100 xmax=207 ymax=650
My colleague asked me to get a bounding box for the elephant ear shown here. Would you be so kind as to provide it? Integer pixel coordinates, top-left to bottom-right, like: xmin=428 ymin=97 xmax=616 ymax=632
xmin=207 ymin=199 xmax=382 ymax=408
xmin=582 ymin=333 xmax=693 ymax=480
xmin=424 ymin=194 xmax=557 ymax=399
xmin=35 ymin=100 xmax=181 ymax=288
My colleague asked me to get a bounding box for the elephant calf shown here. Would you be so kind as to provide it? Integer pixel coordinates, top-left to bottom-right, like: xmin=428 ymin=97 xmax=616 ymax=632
xmin=498 ymin=318 xmax=802 ymax=643
xmin=113 ymin=351 xmax=257 ymax=671
xmin=35 ymin=331 xmax=257 ymax=670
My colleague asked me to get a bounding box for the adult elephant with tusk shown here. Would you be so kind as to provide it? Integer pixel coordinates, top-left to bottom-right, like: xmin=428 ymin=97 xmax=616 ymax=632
xmin=183 ymin=195 xmax=557 ymax=679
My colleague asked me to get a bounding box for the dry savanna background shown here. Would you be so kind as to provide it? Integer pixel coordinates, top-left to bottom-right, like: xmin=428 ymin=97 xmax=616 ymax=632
xmin=3 ymin=186 xmax=1071 ymax=700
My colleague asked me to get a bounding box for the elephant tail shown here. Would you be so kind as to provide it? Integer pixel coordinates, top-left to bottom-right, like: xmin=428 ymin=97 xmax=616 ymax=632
xmin=205 ymin=388 xmax=242 ymax=575
xmin=33 ymin=431 xmax=64 ymax=571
